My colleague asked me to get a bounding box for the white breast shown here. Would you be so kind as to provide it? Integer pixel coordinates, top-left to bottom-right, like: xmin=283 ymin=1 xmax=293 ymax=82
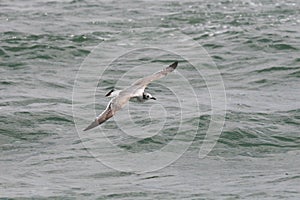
xmin=132 ymin=88 xmax=144 ymax=97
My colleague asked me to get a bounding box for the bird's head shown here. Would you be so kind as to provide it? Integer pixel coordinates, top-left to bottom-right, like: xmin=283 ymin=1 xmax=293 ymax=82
xmin=143 ymin=92 xmax=156 ymax=100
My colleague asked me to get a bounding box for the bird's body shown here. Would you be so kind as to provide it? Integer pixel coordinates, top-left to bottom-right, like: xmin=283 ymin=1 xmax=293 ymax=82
xmin=83 ymin=61 xmax=178 ymax=131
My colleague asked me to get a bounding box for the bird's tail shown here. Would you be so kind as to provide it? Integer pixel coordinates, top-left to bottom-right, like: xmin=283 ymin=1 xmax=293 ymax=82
xmin=105 ymin=89 xmax=121 ymax=97
xmin=83 ymin=119 xmax=99 ymax=131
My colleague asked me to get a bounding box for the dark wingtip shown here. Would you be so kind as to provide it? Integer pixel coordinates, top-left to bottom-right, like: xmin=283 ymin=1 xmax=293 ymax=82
xmin=169 ymin=61 xmax=178 ymax=69
xmin=105 ymin=89 xmax=115 ymax=97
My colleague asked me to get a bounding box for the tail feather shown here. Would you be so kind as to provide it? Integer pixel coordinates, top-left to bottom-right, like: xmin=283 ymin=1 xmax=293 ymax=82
xmin=105 ymin=89 xmax=115 ymax=97
xmin=105 ymin=89 xmax=121 ymax=98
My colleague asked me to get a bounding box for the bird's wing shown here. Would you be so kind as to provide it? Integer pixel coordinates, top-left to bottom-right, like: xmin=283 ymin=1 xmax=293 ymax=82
xmin=83 ymin=93 xmax=131 ymax=131
xmin=132 ymin=61 xmax=178 ymax=90
xmin=83 ymin=101 xmax=114 ymax=131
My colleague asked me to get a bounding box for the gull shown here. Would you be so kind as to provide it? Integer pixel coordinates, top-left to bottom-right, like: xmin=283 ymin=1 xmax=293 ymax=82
xmin=83 ymin=61 xmax=178 ymax=131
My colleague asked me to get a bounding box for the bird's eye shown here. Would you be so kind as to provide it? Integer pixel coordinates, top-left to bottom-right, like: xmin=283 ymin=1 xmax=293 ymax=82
xmin=146 ymin=95 xmax=149 ymax=98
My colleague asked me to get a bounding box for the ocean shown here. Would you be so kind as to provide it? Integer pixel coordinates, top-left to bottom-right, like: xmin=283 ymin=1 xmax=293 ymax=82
xmin=1 ymin=0 xmax=300 ymax=199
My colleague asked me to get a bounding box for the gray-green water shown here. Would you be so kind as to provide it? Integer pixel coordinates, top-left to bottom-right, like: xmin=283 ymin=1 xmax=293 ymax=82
xmin=1 ymin=0 xmax=300 ymax=199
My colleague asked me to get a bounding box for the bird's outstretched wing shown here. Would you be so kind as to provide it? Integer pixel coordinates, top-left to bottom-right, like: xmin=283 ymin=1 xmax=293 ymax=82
xmin=132 ymin=61 xmax=178 ymax=89
xmin=83 ymin=101 xmax=114 ymax=131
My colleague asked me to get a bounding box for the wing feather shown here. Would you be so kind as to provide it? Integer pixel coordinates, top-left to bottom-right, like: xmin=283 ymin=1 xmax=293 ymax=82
xmin=132 ymin=61 xmax=178 ymax=88
xmin=83 ymin=102 xmax=114 ymax=131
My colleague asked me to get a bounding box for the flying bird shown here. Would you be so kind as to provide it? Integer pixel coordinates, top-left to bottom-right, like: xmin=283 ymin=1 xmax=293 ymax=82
xmin=83 ymin=61 xmax=178 ymax=131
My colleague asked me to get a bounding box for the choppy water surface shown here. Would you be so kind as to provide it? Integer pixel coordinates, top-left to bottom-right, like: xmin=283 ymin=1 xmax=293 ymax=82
xmin=1 ymin=0 xmax=300 ymax=199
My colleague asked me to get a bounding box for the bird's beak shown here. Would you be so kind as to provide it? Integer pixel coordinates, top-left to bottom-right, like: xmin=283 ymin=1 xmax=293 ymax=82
xmin=151 ymin=97 xmax=156 ymax=100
